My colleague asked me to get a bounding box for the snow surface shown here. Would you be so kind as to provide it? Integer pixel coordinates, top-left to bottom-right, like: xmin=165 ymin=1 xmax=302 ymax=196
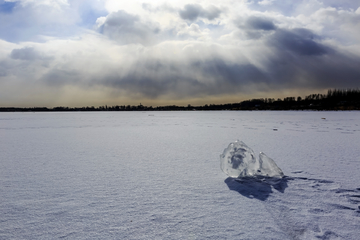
xmin=1 ymin=111 xmax=360 ymax=239
xmin=220 ymin=140 xmax=284 ymax=178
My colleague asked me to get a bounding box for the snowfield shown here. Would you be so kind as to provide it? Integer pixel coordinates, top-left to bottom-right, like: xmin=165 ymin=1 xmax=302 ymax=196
xmin=1 ymin=111 xmax=359 ymax=239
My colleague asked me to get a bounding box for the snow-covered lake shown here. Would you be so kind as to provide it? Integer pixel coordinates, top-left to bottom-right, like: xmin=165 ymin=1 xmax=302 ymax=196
xmin=1 ymin=111 xmax=359 ymax=239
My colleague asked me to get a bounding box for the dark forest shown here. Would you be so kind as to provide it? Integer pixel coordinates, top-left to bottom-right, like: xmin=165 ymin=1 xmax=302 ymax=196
xmin=1 ymin=88 xmax=359 ymax=112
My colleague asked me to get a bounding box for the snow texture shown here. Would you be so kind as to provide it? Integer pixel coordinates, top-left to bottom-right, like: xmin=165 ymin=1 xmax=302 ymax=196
xmin=1 ymin=111 xmax=360 ymax=239
xmin=220 ymin=140 xmax=284 ymax=178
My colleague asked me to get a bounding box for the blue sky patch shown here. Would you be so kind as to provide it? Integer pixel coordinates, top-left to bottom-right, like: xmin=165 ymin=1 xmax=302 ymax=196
xmin=79 ymin=6 xmax=108 ymax=28
xmin=0 ymin=1 xmax=17 ymax=14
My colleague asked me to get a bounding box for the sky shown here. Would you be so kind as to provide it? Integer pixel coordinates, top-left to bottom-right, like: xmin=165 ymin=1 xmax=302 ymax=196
xmin=0 ymin=0 xmax=360 ymax=107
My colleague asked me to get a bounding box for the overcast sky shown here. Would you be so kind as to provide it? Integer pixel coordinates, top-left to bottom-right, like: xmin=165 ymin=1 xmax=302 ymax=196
xmin=1 ymin=0 xmax=360 ymax=107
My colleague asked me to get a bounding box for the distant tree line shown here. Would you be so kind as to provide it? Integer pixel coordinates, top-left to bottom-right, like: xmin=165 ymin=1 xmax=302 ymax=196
xmin=1 ymin=88 xmax=359 ymax=112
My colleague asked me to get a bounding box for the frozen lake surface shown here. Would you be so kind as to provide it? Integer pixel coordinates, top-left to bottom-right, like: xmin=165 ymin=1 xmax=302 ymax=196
xmin=1 ymin=111 xmax=360 ymax=239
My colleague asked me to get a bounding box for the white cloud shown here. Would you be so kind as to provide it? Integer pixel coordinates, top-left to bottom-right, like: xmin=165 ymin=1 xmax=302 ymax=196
xmin=258 ymin=0 xmax=274 ymax=6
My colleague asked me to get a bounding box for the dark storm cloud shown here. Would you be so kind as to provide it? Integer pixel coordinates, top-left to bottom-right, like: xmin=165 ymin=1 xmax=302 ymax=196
xmin=99 ymin=58 xmax=269 ymax=98
xmin=42 ymin=69 xmax=80 ymax=86
xmin=201 ymin=5 xmax=222 ymax=20
xmin=98 ymin=10 xmax=160 ymax=45
xmin=269 ymin=28 xmax=329 ymax=56
xmin=245 ymin=16 xmax=276 ymax=31
xmin=263 ymin=50 xmax=360 ymax=90
xmin=10 ymin=47 xmax=44 ymax=61
xmin=235 ymin=16 xmax=277 ymax=39
xmin=107 ymin=74 xmax=207 ymax=99
xmin=179 ymin=4 xmax=221 ymax=21
xmin=179 ymin=4 xmax=202 ymax=21
xmin=198 ymin=59 xmax=267 ymax=86
xmin=0 ymin=61 xmax=7 ymax=77
xmin=96 ymin=24 xmax=360 ymax=98
xmin=104 ymin=10 xmax=139 ymax=27
xmin=102 ymin=60 xmax=207 ymax=98
xmin=263 ymin=27 xmax=360 ymax=89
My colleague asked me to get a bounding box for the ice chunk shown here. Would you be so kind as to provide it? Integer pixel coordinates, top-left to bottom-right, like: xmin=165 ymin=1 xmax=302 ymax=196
xmin=220 ymin=140 xmax=284 ymax=178
xmin=258 ymin=152 xmax=284 ymax=178
xmin=220 ymin=141 xmax=259 ymax=178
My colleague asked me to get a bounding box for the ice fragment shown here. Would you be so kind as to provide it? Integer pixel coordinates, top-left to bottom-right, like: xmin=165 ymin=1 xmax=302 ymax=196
xmin=258 ymin=152 xmax=284 ymax=178
xmin=220 ymin=140 xmax=284 ymax=178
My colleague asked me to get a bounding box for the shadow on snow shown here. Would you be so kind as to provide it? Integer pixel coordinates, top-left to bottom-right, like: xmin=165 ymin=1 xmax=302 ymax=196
xmin=224 ymin=176 xmax=289 ymax=201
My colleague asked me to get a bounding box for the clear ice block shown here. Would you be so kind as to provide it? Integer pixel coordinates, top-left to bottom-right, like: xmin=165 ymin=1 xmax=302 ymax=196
xmin=220 ymin=140 xmax=284 ymax=178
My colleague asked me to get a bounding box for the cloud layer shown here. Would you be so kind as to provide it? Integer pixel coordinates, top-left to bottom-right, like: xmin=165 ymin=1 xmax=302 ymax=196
xmin=0 ymin=0 xmax=360 ymax=107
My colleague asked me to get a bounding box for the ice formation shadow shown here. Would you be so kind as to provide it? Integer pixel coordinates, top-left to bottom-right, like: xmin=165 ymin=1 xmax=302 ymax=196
xmin=225 ymin=177 xmax=288 ymax=201
xmin=221 ymin=140 xmax=287 ymax=201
